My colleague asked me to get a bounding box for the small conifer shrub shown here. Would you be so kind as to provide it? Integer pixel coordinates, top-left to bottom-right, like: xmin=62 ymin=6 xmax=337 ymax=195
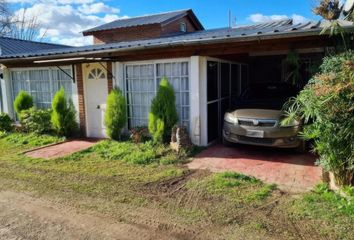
xmin=148 ymin=78 xmax=178 ymax=143
xmin=51 ymin=87 xmax=78 ymax=137
xmin=104 ymin=88 xmax=127 ymax=140
xmin=14 ymin=91 xmax=33 ymax=115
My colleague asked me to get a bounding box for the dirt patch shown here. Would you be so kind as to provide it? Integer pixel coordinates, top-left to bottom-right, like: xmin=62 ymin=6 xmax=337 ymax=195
xmin=142 ymin=169 xmax=209 ymax=197
xmin=0 ymin=191 xmax=198 ymax=240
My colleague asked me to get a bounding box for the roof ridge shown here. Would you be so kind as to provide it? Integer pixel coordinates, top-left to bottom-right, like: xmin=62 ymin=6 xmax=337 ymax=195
xmin=83 ymin=9 xmax=193 ymax=34
xmin=112 ymin=9 xmax=190 ymax=21
xmin=0 ymin=36 xmax=71 ymax=47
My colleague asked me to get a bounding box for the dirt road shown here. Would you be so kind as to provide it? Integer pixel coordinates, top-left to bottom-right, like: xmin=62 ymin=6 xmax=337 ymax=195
xmin=0 ymin=191 xmax=196 ymax=240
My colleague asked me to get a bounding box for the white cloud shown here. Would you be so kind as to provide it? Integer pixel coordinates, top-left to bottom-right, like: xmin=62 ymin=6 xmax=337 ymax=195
xmin=78 ymin=2 xmax=119 ymax=14
xmin=247 ymin=13 xmax=309 ymax=24
xmin=7 ymin=0 xmax=95 ymax=4
xmin=13 ymin=2 xmax=126 ymax=46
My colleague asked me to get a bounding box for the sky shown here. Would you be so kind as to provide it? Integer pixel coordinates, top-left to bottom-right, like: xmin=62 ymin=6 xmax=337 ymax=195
xmin=7 ymin=0 xmax=322 ymax=46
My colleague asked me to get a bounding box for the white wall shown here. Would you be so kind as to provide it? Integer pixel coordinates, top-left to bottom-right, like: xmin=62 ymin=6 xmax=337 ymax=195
xmin=1 ymin=68 xmax=14 ymax=117
xmin=72 ymin=65 xmax=80 ymax=124
xmin=190 ymin=56 xmax=208 ymax=146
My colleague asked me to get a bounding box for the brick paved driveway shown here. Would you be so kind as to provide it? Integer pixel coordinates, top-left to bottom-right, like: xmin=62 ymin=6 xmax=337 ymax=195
xmin=188 ymin=144 xmax=322 ymax=192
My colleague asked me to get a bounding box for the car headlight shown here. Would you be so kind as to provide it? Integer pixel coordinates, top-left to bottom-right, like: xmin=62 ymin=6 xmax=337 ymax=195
xmin=224 ymin=113 xmax=238 ymax=124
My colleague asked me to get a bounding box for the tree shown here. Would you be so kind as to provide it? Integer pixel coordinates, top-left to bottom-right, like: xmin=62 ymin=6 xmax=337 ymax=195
xmin=104 ymin=88 xmax=127 ymax=140
xmin=313 ymin=0 xmax=354 ymax=50
xmin=0 ymin=1 xmax=44 ymax=41
xmin=282 ymin=52 xmax=354 ymax=186
xmin=51 ymin=87 xmax=78 ymax=137
xmin=10 ymin=8 xmax=44 ymax=41
xmin=0 ymin=0 xmax=12 ymax=36
xmin=148 ymin=78 xmax=178 ymax=143
xmin=13 ymin=90 xmax=33 ymax=116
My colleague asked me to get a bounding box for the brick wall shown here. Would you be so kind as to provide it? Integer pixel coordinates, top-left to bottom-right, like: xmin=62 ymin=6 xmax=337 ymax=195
xmin=92 ymin=16 xmax=198 ymax=44
xmin=161 ymin=16 xmax=198 ymax=36
xmin=75 ymin=64 xmax=86 ymax=135
xmin=107 ymin=62 xmax=113 ymax=92
xmin=93 ymin=24 xmax=162 ymax=44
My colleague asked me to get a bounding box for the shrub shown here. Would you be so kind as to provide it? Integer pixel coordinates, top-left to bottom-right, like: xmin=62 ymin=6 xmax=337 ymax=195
xmin=93 ymin=140 xmax=180 ymax=165
xmin=148 ymin=78 xmax=178 ymax=143
xmin=104 ymin=88 xmax=127 ymax=140
xmin=0 ymin=113 xmax=13 ymax=132
xmin=51 ymin=87 xmax=78 ymax=137
xmin=283 ymin=51 xmax=354 ymax=186
xmin=20 ymin=108 xmax=52 ymax=134
xmin=13 ymin=91 xmax=33 ymax=115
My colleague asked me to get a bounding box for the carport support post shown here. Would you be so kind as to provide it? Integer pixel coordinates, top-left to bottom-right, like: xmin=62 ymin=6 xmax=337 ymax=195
xmin=190 ymin=56 xmax=202 ymax=146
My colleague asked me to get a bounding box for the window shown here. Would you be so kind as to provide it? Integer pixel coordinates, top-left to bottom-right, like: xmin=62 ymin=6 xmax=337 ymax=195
xmin=125 ymin=61 xmax=189 ymax=129
xmin=180 ymin=22 xmax=187 ymax=32
xmin=11 ymin=67 xmax=73 ymax=109
xmin=126 ymin=64 xmax=155 ymax=127
xmin=88 ymin=68 xmax=106 ymax=80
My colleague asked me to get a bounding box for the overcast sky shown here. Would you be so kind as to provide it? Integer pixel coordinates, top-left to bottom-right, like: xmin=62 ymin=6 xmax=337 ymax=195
xmin=7 ymin=0 xmax=321 ymax=46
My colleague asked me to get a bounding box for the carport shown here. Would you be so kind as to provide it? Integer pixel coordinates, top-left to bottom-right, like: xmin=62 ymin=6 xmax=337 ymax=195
xmin=202 ymin=49 xmax=323 ymax=145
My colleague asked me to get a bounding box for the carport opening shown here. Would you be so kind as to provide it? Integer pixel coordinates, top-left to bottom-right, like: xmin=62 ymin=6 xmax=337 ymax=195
xmin=206 ymin=52 xmax=322 ymax=144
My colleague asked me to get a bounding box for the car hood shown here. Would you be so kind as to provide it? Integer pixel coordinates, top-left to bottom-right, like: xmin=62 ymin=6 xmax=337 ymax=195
xmin=230 ymin=109 xmax=282 ymax=120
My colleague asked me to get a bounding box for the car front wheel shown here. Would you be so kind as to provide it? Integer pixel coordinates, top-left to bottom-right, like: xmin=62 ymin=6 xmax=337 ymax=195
xmin=222 ymin=136 xmax=233 ymax=147
xmin=295 ymin=140 xmax=306 ymax=153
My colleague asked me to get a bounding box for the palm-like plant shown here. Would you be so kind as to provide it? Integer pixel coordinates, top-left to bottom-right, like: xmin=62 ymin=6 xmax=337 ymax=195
xmin=313 ymin=0 xmax=351 ymax=49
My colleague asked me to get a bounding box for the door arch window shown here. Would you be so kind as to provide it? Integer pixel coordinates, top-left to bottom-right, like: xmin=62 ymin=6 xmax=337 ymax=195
xmin=88 ymin=68 xmax=106 ymax=80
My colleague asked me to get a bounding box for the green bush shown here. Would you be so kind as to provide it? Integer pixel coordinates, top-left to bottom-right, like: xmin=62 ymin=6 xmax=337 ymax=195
xmin=3 ymin=132 xmax=64 ymax=147
xmin=104 ymin=88 xmax=127 ymax=140
xmin=283 ymin=51 xmax=354 ymax=186
xmin=0 ymin=113 xmax=13 ymax=132
xmin=13 ymin=91 xmax=33 ymax=115
xmin=148 ymin=78 xmax=178 ymax=143
xmin=93 ymin=140 xmax=180 ymax=165
xmin=51 ymin=87 xmax=78 ymax=137
xmin=20 ymin=108 xmax=52 ymax=134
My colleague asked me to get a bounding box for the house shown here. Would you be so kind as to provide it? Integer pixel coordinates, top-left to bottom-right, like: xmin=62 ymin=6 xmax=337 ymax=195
xmin=0 ymin=9 xmax=353 ymax=146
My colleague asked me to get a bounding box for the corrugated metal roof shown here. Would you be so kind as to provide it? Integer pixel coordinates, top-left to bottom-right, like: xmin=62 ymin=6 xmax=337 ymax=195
xmin=1 ymin=19 xmax=352 ymax=60
xmin=83 ymin=9 xmax=200 ymax=34
xmin=0 ymin=37 xmax=70 ymax=56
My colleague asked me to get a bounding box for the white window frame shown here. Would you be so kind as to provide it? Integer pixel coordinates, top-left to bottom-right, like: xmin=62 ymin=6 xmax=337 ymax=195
xmin=122 ymin=58 xmax=191 ymax=129
xmin=180 ymin=22 xmax=187 ymax=32
xmin=9 ymin=66 xmax=74 ymax=111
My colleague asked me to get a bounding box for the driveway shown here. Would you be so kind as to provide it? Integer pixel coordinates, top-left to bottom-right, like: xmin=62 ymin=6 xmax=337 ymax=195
xmin=188 ymin=144 xmax=322 ymax=192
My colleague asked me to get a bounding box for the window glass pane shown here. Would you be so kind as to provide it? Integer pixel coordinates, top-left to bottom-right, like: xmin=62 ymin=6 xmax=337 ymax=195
xmin=126 ymin=62 xmax=189 ymax=129
xmin=221 ymin=63 xmax=230 ymax=98
xmin=126 ymin=64 xmax=154 ymax=128
xmin=11 ymin=68 xmax=73 ymax=111
xmin=231 ymin=64 xmax=240 ymax=96
xmin=207 ymin=61 xmax=219 ymax=102
xmin=241 ymin=65 xmax=249 ymax=93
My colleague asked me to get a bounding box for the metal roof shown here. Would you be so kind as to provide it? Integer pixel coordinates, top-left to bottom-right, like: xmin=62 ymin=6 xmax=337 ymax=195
xmin=0 ymin=37 xmax=70 ymax=56
xmin=83 ymin=9 xmax=203 ymax=34
xmin=1 ymin=19 xmax=353 ymax=60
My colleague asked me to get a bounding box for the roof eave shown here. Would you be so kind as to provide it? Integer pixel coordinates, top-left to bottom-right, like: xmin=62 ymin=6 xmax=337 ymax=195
xmin=0 ymin=29 xmax=334 ymax=64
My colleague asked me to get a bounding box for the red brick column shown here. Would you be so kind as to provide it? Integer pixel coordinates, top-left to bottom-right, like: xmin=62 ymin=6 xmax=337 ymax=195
xmin=107 ymin=62 xmax=113 ymax=93
xmin=75 ymin=64 xmax=86 ymax=135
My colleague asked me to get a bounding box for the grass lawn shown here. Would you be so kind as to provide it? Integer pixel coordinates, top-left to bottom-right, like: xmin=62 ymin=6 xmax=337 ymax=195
xmin=0 ymin=132 xmax=353 ymax=239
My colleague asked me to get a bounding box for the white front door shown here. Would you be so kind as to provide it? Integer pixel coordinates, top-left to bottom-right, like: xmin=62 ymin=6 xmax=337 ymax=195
xmin=84 ymin=63 xmax=109 ymax=138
